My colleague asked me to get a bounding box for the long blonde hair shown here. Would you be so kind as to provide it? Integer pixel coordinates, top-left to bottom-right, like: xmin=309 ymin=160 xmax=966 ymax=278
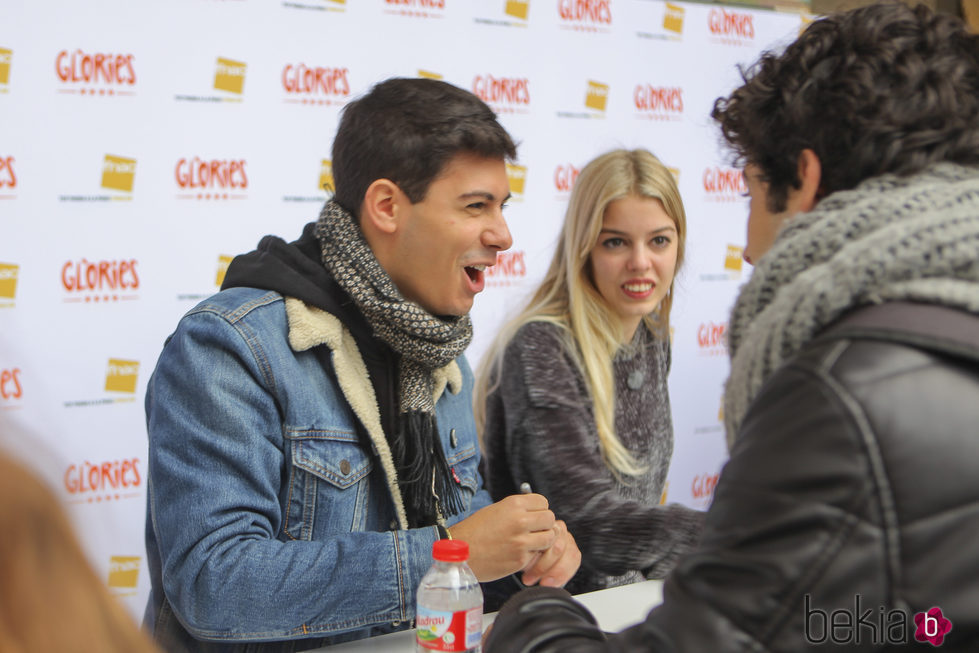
xmin=0 ymin=452 xmax=161 ymax=653
xmin=474 ymin=148 xmax=686 ymax=478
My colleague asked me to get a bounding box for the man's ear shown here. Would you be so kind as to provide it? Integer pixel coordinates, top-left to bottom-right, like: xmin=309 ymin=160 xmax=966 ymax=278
xmin=360 ymin=179 xmax=403 ymax=235
xmin=795 ymin=148 xmax=823 ymax=212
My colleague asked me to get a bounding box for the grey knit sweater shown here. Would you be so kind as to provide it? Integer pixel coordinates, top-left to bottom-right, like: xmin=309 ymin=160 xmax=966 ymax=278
xmin=724 ymin=162 xmax=979 ymax=447
xmin=482 ymin=320 xmax=704 ymax=595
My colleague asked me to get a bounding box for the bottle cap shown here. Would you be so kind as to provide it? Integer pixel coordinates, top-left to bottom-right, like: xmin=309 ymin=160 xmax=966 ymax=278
xmin=432 ymin=539 xmax=469 ymax=562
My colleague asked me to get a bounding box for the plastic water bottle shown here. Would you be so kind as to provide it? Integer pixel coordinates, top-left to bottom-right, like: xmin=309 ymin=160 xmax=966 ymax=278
xmin=416 ymin=539 xmax=483 ymax=652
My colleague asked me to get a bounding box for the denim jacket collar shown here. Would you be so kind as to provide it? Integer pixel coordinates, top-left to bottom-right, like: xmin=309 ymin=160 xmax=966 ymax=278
xmin=283 ymin=297 xmax=462 ymax=530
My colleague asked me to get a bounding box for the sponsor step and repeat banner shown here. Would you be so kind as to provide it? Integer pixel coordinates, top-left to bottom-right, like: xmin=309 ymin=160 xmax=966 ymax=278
xmin=0 ymin=0 xmax=808 ymax=619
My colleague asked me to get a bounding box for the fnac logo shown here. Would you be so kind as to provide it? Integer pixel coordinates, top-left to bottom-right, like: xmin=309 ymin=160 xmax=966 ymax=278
xmin=554 ymin=163 xmax=580 ymax=194
xmin=319 ymin=159 xmax=334 ymax=193
xmin=634 ymin=85 xmax=683 ymax=120
xmin=105 ymin=359 xmax=139 ymax=394
xmin=214 ymin=57 xmax=246 ymax=94
xmin=485 ymin=250 xmax=527 ymax=288
xmin=0 ymin=48 xmax=11 ymax=87
xmin=472 ymin=75 xmax=530 ymax=113
xmin=1 ymin=368 xmax=23 ymax=401
xmin=663 ymin=3 xmax=684 ymax=34
xmin=691 ymin=473 xmax=719 ymax=503
xmin=282 ymin=64 xmax=350 ymax=104
xmin=506 ymin=163 xmax=527 ymax=196
xmin=0 ymin=262 xmax=20 ymax=300
xmin=505 ymin=0 xmax=529 ymax=19
xmin=708 ymin=8 xmax=755 ymax=42
xmin=63 ymin=458 xmax=142 ymax=503
xmin=0 ymin=155 xmax=16 ymax=191
xmin=799 ymin=12 xmax=816 ymax=35
xmin=215 ymin=254 xmax=233 ymax=287
xmin=697 ymin=321 xmax=727 ymax=356
xmin=61 ymin=258 xmax=140 ymax=303
xmin=107 ymin=556 xmax=141 ymax=591
xmin=585 ymin=80 xmax=609 ymax=112
xmin=703 ymin=166 xmax=746 ymax=202
xmin=558 ymin=0 xmax=612 ymax=30
xmin=724 ymin=245 xmax=744 ymax=273
xmin=101 ymin=155 xmax=136 ymax=193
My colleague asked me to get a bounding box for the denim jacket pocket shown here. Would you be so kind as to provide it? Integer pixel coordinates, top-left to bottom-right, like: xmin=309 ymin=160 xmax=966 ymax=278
xmin=284 ymin=431 xmax=373 ymax=541
xmin=443 ymin=440 xmax=479 ymax=513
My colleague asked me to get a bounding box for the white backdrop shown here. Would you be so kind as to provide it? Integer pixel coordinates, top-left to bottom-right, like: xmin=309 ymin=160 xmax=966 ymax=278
xmin=0 ymin=0 xmax=807 ymax=620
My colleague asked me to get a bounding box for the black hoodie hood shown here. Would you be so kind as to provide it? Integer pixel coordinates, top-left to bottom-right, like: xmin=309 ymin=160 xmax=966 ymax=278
xmin=221 ymin=221 xmax=381 ymax=350
xmin=221 ymin=221 xmax=345 ymax=316
xmin=221 ymin=222 xmax=398 ymax=437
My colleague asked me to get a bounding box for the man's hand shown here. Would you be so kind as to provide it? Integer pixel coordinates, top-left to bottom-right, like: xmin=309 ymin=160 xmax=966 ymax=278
xmin=447 ymin=493 xmax=581 ymax=587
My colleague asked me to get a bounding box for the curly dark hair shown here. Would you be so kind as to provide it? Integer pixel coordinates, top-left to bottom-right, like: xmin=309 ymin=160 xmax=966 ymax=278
xmin=331 ymin=77 xmax=516 ymax=215
xmin=711 ymin=1 xmax=979 ymax=211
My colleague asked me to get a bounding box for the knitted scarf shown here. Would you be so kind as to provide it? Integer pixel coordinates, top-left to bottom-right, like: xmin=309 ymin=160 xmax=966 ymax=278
xmin=316 ymin=199 xmax=471 ymax=527
xmin=724 ymin=162 xmax=979 ymax=449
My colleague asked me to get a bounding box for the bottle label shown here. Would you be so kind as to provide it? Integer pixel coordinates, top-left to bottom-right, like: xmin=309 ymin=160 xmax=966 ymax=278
xmin=416 ymin=605 xmax=482 ymax=651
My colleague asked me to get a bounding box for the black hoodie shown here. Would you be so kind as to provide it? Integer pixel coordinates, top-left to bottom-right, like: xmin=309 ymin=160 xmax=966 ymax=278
xmin=220 ymin=222 xmax=400 ymax=441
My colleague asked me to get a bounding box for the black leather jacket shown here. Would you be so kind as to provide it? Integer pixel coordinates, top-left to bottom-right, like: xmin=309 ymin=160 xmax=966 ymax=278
xmin=485 ymin=303 xmax=979 ymax=652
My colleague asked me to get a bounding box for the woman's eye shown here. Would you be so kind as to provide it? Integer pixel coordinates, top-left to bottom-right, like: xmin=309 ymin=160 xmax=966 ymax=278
xmin=652 ymin=236 xmax=671 ymax=246
xmin=603 ymin=238 xmax=624 ymax=248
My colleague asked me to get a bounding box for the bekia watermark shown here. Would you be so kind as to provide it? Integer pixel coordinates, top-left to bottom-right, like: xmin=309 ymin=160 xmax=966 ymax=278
xmin=805 ymin=595 xmax=952 ymax=646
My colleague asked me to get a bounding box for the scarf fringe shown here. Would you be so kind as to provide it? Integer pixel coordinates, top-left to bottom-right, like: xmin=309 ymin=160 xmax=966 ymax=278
xmin=394 ymin=412 xmax=465 ymax=528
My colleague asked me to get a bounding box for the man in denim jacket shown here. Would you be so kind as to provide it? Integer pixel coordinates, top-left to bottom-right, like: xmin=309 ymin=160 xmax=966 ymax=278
xmin=143 ymin=77 xmax=580 ymax=652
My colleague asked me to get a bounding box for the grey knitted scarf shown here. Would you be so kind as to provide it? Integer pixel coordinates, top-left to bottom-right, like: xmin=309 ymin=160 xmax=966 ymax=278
xmin=316 ymin=199 xmax=471 ymax=525
xmin=724 ymin=162 xmax=979 ymax=449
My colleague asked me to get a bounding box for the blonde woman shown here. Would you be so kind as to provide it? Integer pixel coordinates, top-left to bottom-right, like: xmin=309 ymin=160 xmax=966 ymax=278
xmin=0 ymin=451 xmax=160 ymax=653
xmin=476 ymin=148 xmax=704 ymax=595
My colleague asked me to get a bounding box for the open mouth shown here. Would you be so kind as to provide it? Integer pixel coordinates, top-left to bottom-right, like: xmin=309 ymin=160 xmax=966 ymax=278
xmin=465 ymin=264 xmax=486 ymax=283
xmin=464 ymin=264 xmax=488 ymax=293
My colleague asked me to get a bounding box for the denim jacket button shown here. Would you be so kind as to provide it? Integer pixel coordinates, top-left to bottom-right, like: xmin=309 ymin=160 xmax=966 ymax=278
xmin=340 ymin=459 xmax=351 ymax=475
xmin=389 ymin=520 xmax=397 ymax=529
xmin=449 ymin=429 xmax=458 ymax=448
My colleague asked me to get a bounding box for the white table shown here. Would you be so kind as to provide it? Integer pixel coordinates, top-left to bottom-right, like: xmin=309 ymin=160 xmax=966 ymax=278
xmin=322 ymin=579 xmax=663 ymax=651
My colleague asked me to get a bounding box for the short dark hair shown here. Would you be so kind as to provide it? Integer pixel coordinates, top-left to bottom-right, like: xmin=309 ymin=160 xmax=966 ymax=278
xmin=330 ymin=77 xmax=517 ymax=214
xmin=712 ymin=1 xmax=979 ymax=211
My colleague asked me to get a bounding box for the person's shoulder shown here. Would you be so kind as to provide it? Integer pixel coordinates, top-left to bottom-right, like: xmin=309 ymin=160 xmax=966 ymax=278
xmin=511 ymin=319 xmax=568 ymax=353
xmin=505 ymin=320 xmax=581 ymax=388
xmin=184 ymin=287 xmax=285 ymax=323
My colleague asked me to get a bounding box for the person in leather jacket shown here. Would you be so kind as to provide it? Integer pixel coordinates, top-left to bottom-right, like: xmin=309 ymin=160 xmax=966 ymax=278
xmin=484 ymin=3 xmax=979 ymax=651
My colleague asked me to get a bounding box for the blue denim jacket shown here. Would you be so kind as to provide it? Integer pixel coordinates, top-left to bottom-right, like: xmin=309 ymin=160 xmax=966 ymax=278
xmin=144 ymin=287 xmax=492 ymax=651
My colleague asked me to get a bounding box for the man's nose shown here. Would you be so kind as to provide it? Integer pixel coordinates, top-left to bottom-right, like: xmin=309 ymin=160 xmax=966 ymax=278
xmin=484 ymin=209 xmax=513 ymax=251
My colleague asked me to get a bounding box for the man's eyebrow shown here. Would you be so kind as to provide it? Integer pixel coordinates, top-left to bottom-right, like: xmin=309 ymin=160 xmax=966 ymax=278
xmin=460 ymin=191 xmax=512 ymax=203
